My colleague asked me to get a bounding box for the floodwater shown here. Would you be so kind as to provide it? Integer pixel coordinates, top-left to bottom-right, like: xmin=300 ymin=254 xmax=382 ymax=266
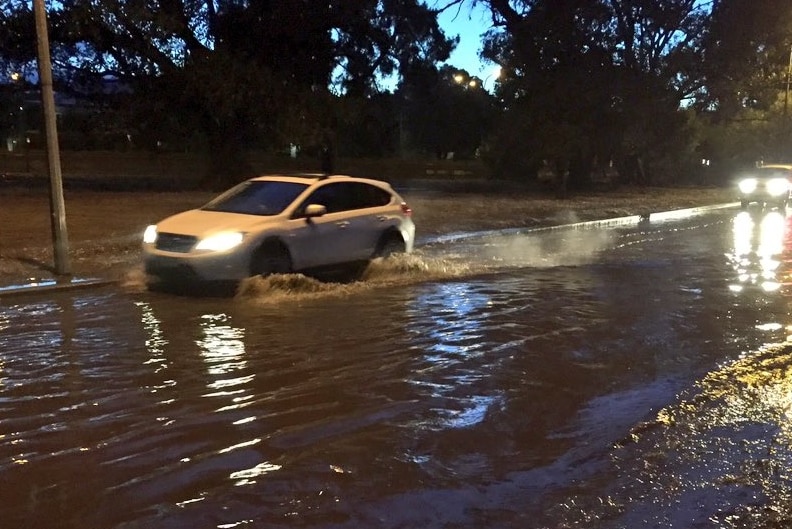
xmin=3 ymin=205 xmax=792 ymax=528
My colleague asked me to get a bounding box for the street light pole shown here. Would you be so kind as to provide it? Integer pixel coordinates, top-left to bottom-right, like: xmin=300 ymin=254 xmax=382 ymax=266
xmin=785 ymin=44 xmax=792 ymax=118
xmin=33 ymin=0 xmax=70 ymax=275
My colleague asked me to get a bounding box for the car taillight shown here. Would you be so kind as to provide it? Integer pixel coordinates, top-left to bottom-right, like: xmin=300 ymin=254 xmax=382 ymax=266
xmin=400 ymin=202 xmax=412 ymax=216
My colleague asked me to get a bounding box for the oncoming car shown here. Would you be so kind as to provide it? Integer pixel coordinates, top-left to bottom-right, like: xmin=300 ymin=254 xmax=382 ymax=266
xmin=737 ymin=164 xmax=792 ymax=210
xmin=143 ymin=174 xmax=415 ymax=285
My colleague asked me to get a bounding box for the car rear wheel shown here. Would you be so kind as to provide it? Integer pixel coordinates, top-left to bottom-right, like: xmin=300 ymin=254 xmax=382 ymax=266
xmin=375 ymin=233 xmax=406 ymax=258
xmin=251 ymin=242 xmax=292 ymax=276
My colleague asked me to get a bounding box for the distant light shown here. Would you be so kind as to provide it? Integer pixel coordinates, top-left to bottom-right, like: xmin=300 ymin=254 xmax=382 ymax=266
xmin=10 ymin=72 xmax=21 ymax=82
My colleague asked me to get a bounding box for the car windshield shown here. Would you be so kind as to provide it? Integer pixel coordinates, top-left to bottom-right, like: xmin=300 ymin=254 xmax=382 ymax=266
xmin=202 ymin=180 xmax=309 ymax=215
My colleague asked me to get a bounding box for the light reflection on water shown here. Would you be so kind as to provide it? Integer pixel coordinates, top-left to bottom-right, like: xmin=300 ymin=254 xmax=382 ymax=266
xmin=725 ymin=209 xmax=792 ymax=349
xmin=728 ymin=210 xmax=788 ymax=293
xmin=406 ymin=281 xmax=504 ymax=431
xmin=197 ymin=313 xmax=252 ymax=397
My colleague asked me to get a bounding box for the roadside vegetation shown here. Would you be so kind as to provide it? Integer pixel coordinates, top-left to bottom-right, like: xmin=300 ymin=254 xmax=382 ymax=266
xmin=0 ymin=1 xmax=791 ymax=192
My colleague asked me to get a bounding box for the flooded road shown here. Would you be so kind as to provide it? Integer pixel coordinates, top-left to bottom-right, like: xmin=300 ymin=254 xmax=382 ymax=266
xmin=3 ymin=206 xmax=792 ymax=528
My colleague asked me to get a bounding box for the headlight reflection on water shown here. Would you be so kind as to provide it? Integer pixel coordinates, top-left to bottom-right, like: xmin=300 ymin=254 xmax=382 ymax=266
xmin=135 ymin=301 xmax=168 ymax=369
xmin=196 ymin=314 xmax=255 ymax=402
xmin=728 ymin=210 xmax=789 ymax=293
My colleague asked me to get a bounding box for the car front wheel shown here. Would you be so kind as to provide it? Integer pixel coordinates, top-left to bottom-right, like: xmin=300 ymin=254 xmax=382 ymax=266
xmin=251 ymin=242 xmax=293 ymax=276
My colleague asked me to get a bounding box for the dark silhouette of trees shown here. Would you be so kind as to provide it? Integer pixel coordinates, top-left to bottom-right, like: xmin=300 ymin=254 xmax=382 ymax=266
xmin=396 ymin=65 xmax=497 ymax=159
xmin=0 ymin=0 xmax=454 ymax=184
xmin=4 ymin=0 xmax=792 ymax=189
xmin=693 ymin=0 xmax=792 ymax=171
xmin=468 ymin=0 xmax=712 ymax=188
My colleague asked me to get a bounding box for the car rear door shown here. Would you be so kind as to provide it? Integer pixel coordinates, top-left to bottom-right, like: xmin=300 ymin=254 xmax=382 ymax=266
xmin=339 ymin=182 xmax=402 ymax=260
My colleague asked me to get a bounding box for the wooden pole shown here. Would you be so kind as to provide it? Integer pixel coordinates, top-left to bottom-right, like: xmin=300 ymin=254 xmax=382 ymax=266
xmin=33 ymin=0 xmax=70 ymax=275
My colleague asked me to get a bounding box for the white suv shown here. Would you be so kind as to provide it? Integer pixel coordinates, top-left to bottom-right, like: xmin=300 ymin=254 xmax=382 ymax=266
xmin=143 ymin=174 xmax=415 ymax=284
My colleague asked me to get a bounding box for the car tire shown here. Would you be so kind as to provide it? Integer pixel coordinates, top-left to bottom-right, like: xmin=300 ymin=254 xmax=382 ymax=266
xmin=251 ymin=241 xmax=292 ymax=276
xmin=375 ymin=232 xmax=406 ymax=258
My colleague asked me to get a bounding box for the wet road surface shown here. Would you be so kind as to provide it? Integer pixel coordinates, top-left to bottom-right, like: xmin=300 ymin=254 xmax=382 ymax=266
xmin=3 ymin=206 xmax=792 ymax=528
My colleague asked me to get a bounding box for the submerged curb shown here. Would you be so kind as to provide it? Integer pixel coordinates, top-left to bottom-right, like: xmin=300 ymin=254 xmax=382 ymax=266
xmin=0 ymin=277 xmax=118 ymax=299
xmin=425 ymin=202 xmax=738 ymax=245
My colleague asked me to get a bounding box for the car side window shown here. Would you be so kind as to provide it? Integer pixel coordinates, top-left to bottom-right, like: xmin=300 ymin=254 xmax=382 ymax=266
xmin=296 ymin=182 xmax=392 ymax=217
xmin=352 ymin=183 xmax=392 ymax=209
xmin=298 ymin=183 xmax=350 ymax=214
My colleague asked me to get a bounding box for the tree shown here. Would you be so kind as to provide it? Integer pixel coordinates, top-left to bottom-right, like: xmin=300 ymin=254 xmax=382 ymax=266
xmin=397 ymin=65 xmax=497 ymax=159
xmin=0 ymin=0 xmax=455 ymax=184
xmin=692 ymin=0 xmax=792 ymax=172
xmin=442 ymin=0 xmax=712 ymax=187
xmin=697 ymin=0 xmax=792 ymax=119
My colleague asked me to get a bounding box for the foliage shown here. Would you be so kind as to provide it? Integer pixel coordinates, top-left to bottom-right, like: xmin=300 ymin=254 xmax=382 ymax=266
xmin=461 ymin=0 xmax=714 ymax=187
xmin=697 ymin=0 xmax=792 ymax=119
xmin=398 ymin=65 xmax=498 ymax=159
xmin=693 ymin=0 xmax=792 ymax=176
xmin=0 ymin=0 xmax=454 ymax=185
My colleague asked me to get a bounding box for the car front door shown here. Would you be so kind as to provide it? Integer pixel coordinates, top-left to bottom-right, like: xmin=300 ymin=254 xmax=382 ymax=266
xmin=284 ymin=182 xmax=360 ymax=269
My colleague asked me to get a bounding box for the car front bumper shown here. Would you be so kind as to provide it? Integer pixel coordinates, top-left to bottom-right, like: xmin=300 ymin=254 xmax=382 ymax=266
xmin=143 ymin=247 xmax=250 ymax=282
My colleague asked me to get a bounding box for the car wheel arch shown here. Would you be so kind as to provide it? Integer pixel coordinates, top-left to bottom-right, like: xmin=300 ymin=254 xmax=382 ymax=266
xmin=250 ymin=237 xmax=293 ymax=276
xmin=374 ymin=229 xmax=406 ymax=257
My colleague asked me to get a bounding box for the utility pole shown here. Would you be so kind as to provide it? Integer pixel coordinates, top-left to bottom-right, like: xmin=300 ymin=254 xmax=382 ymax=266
xmin=33 ymin=0 xmax=70 ymax=275
xmin=785 ymin=44 xmax=792 ymax=118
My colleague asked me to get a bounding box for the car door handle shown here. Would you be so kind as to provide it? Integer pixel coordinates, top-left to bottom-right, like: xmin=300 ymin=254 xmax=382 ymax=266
xmin=336 ymin=221 xmax=350 ymax=229
xmin=377 ymin=215 xmax=388 ymax=222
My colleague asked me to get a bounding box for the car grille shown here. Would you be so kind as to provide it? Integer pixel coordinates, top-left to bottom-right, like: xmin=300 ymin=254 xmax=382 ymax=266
xmin=156 ymin=233 xmax=198 ymax=253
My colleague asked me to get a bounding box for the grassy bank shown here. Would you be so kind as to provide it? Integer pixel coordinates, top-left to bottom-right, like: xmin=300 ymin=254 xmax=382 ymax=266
xmin=0 ymin=150 xmax=492 ymax=188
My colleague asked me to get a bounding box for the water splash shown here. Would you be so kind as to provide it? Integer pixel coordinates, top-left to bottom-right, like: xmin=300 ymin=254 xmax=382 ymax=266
xmin=236 ymin=272 xmax=344 ymax=302
xmin=234 ymin=253 xmax=474 ymax=304
xmin=362 ymin=252 xmax=472 ymax=282
xmin=120 ymin=265 xmax=148 ymax=292
xmin=480 ymin=229 xmax=616 ymax=268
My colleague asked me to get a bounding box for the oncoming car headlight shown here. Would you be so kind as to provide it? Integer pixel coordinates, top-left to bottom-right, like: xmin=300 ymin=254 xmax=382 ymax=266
xmin=195 ymin=232 xmax=245 ymax=252
xmin=767 ymin=177 xmax=789 ymax=197
xmin=143 ymin=225 xmax=158 ymax=244
xmin=738 ymin=178 xmax=757 ymax=194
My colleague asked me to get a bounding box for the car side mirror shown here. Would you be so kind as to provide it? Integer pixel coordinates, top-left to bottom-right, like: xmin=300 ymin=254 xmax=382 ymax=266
xmin=304 ymin=204 xmax=327 ymax=218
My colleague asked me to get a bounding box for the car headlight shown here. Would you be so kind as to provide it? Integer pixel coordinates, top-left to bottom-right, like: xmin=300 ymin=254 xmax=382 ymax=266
xmin=767 ymin=178 xmax=789 ymax=196
xmin=195 ymin=232 xmax=245 ymax=252
xmin=738 ymin=178 xmax=757 ymax=194
xmin=143 ymin=225 xmax=158 ymax=244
